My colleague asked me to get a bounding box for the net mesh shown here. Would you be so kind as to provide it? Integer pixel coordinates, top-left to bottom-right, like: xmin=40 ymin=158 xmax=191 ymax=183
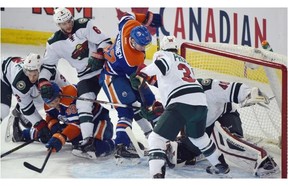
xmin=181 ymin=42 xmax=287 ymax=177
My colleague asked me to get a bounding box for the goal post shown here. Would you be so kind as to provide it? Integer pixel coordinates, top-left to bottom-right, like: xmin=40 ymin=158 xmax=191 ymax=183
xmin=180 ymin=42 xmax=287 ymax=178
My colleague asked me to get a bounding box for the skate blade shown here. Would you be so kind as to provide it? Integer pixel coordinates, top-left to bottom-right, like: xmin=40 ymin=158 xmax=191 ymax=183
xmin=72 ymin=149 xmax=97 ymax=160
xmin=115 ymin=156 xmax=141 ymax=166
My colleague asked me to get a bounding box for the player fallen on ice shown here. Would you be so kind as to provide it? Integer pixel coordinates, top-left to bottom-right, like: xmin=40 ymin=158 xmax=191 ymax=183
xmin=2 ymin=53 xmax=69 ymax=143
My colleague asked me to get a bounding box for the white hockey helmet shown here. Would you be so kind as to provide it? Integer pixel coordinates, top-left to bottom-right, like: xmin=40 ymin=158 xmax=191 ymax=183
xmin=161 ymin=35 xmax=178 ymax=51
xmin=53 ymin=8 xmax=73 ymax=24
xmin=23 ymin=53 xmax=42 ymax=72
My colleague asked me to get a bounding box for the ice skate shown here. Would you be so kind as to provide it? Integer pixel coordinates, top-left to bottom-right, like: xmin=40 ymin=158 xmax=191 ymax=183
xmin=152 ymin=164 xmax=166 ymax=178
xmin=72 ymin=137 xmax=96 ymax=159
xmin=254 ymin=156 xmax=280 ymax=177
xmin=12 ymin=106 xmax=32 ymax=128
xmin=206 ymin=154 xmax=230 ymax=175
xmin=12 ymin=116 xmax=24 ymax=142
xmin=114 ymin=143 xmax=140 ymax=159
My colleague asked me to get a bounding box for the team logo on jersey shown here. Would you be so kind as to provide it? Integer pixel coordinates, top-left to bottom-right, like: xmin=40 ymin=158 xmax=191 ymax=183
xmin=122 ymin=91 xmax=128 ymax=97
xmin=71 ymin=40 xmax=89 ymax=60
xmin=16 ymin=80 xmax=26 ymax=90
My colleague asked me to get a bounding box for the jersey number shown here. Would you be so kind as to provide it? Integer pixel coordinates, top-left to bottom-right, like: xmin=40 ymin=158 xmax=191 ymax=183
xmin=177 ymin=63 xmax=195 ymax=82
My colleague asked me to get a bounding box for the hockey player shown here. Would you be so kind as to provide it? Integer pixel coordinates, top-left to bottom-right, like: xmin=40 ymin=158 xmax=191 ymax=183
xmin=132 ymin=36 xmax=278 ymax=177
xmin=1 ymin=53 xmax=69 ymax=143
xmin=130 ymin=35 xmax=230 ymax=178
xmin=170 ymin=78 xmax=279 ymax=177
xmin=38 ymin=8 xmax=112 ymax=151
xmin=19 ymin=82 xmax=115 ymax=158
xmin=99 ymin=11 xmax=162 ymax=159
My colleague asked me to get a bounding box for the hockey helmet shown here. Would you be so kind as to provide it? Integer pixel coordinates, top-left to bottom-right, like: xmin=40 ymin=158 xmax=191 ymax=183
xmin=130 ymin=25 xmax=152 ymax=46
xmin=41 ymin=82 xmax=61 ymax=104
xmin=53 ymin=8 xmax=73 ymax=24
xmin=161 ymin=35 xmax=178 ymax=51
xmin=23 ymin=53 xmax=42 ymax=72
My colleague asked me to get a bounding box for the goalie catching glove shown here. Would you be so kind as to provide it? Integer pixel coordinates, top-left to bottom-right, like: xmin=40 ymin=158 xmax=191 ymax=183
xmin=140 ymin=101 xmax=164 ymax=121
xmin=87 ymin=49 xmax=105 ymax=71
xmin=241 ymin=87 xmax=270 ymax=107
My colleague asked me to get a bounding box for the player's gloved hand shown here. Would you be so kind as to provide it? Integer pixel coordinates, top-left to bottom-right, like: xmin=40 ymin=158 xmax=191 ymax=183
xmin=38 ymin=80 xmax=54 ymax=100
xmin=88 ymin=51 xmax=105 ymax=71
xmin=143 ymin=11 xmax=163 ymax=27
xmin=130 ymin=73 xmax=142 ymax=90
xmin=140 ymin=101 xmax=164 ymax=121
xmin=34 ymin=119 xmax=52 ymax=143
xmin=45 ymin=133 xmax=66 ymax=152
xmin=38 ymin=79 xmax=50 ymax=90
xmin=129 ymin=64 xmax=148 ymax=90
xmin=47 ymin=119 xmax=62 ymax=134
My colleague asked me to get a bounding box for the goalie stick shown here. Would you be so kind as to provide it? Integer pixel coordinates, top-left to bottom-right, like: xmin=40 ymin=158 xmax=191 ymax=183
xmin=60 ymin=94 xmax=140 ymax=109
xmin=125 ymin=127 xmax=144 ymax=158
xmin=23 ymin=148 xmax=53 ymax=173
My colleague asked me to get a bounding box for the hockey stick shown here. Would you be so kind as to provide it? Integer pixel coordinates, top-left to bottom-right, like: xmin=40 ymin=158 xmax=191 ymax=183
xmin=156 ymin=27 xmax=160 ymax=51
xmin=59 ymin=94 xmax=140 ymax=109
xmin=1 ymin=139 xmax=35 ymax=158
xmin=125 ymin=127 xmax=144 ymax=158
xmin=23 ymin=148 xmax=53 ymax=173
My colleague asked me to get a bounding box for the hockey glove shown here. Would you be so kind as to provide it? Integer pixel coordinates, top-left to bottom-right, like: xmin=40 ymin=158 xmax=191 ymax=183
xmin=45 ymin=133 xmax=66 ymax=152
xmin=143 ymin=11 xmax=163 ymax=27
xmin=88 ymin=51 xmax=105 ymax=71
xmin=130 ymin=73 xmax=142 ymax=90
xmin=38 ymin=80 xmax=54 ymax=101
xmin=47 ymin=119 xmax=62 ymax=134
xmin=34 ymin=119 xmax=52 ymax=143
xmin=129 ymin=64 xmax=149 ymax=90
xmin=140 ymin=101 xmax=164 ymax=121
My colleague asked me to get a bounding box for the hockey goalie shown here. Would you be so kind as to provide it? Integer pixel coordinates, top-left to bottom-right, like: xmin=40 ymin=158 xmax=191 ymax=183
xmin=166 ymin=78 xmax=280 ymax=178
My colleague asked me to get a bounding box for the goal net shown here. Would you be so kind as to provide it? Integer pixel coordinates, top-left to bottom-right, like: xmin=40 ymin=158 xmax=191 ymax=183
xmin=180 ymin=42 xmax=287 ymax=178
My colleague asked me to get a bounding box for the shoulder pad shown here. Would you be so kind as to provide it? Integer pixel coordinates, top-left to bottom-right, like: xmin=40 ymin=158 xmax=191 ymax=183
xmin=12 ymin=71 xmax=34 ymax=94
xmin=73 ymin=18 xmax=90 ymax=30
xmin=47 ymin=31 xmax=67 ymax=45
xmin=199 ymin=78 xmax=213 ymax=91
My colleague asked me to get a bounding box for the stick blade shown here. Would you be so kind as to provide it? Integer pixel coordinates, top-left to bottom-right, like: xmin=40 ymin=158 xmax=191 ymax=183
xmin=23 ymin=162 xmax=43 ymax=173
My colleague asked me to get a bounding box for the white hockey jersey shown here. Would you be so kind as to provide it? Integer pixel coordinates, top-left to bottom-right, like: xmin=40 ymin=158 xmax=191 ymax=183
xmin=196 ymin=78 xmax=251 ymax=127
xmin=1 ymin=56 xmax=69 ymax=125
xmin=40 ymin=18 xmax=111 ymax=81
xmin=141 ymin=50 xmax=207 ymax=107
